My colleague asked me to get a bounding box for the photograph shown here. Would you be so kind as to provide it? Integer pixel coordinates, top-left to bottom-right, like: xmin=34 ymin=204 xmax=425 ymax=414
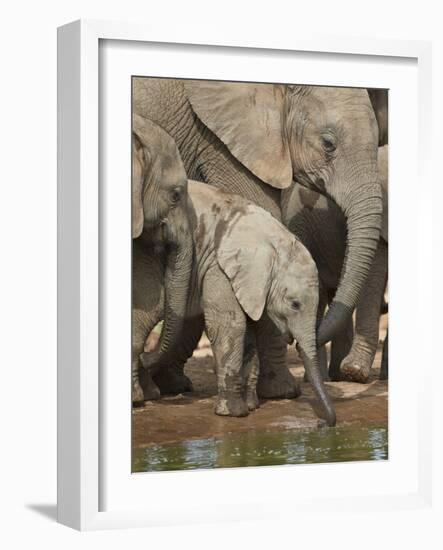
xmin=130 ymin=77 xmax=389 ymax=473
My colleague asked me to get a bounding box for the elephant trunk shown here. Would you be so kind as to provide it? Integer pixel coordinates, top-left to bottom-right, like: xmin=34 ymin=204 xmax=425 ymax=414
xmin=142 ymin=207 xmax=194 ymax=368
xmin=297 ymin=338 xmax=336 ymax=427
xmin=317 ymin=165 xmax=382 ymax=347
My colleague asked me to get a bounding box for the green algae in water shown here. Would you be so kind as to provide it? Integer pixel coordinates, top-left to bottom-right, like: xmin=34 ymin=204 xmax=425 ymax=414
xmin=132 ymin=425 xmax=388 ymax=472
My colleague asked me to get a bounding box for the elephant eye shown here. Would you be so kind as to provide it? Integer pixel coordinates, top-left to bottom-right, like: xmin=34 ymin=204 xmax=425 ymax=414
xmin=291 ymin=300 xmax=301 ymax=311
xmin=321 ymin=133 xmax=337 ymax=153
xmin=170 ymin=186 xmax=183 ymax=203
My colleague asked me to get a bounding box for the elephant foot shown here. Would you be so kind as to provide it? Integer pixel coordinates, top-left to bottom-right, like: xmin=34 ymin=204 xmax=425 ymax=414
xmin=153 ymin=365 xmax=193 ymax=395
xmin=340 ymin=358 xmax=370 ymax=384
xmin=132 ymin=380 xmax=145 ymax=407
xmin=257 ymin=367 xmax=300 ymax=399
xmin=215 ymin=395 xmax=249 ymax=417
xmin=246 ymin=389 xmax=260 ymax=411
xmin=143 ymin=381 xmax=161 ymax=401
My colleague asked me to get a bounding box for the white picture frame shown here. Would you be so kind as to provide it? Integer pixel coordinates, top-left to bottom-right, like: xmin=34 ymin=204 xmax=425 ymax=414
xmin=57 ymin=19 xmax=434 ymax=531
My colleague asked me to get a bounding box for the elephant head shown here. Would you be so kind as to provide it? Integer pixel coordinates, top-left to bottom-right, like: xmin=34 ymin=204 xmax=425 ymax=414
xmin=268 ymin=238 xmax=336 ymax=427
xmin=184 ymin=81 xmax=382 ymax=346
xmin=132 ymin=114 xmax=193 ymax=360
xmin=215 ymin=205 xmax=336 ymax=426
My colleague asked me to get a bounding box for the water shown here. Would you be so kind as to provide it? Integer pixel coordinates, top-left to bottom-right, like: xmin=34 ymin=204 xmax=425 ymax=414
xmin=132 ymin=424 xmax=388 ymax=472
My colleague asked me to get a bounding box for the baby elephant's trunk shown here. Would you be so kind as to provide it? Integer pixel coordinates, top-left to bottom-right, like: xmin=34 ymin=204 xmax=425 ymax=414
xmin=297 ymin=343 xmax=336 ymax=427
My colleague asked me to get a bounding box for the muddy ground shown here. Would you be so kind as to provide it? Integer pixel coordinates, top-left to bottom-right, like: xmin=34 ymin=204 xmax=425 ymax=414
xmin=133 ymin=320 xmax=388 ymax=449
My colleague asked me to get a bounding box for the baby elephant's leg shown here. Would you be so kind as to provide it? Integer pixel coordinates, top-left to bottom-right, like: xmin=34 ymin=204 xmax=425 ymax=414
xmin=255 ymin=315 xmax=300 ymax=399
xmin=243 ymin=325 xmax=260 ymax=411
xmin=202 ymin=266 xmax=249 ymax=417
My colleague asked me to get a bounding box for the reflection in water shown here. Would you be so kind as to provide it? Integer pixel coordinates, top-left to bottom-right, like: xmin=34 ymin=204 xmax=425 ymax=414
xmin=132 ymin=425 xmax=388 ymax=472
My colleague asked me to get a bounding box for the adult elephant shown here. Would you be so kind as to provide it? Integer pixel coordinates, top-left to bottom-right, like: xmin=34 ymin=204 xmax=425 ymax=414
xmin=132 ymin=115 xmax=194 ymax=403
xmin=133 ymin=78 xmax=382 ymax=353
xmin=282 ymin=145 xmax=389 ymax=383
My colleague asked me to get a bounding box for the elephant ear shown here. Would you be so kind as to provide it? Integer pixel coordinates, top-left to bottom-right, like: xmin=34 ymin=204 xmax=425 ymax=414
xmin=184 ymin=80 xmax=292 ymax=189
xmin=215 ymin=207 xmax=276 ymax=321
xmin=368 ymin=89 xmax=388 ymax=146
xmin=131 ymin=132 xmax=146 ymax=239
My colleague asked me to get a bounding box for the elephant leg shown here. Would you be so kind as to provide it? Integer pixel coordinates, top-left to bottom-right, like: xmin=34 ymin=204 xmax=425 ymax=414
xmin=152 ymin=315 xmax=204 ymax=394
xmin=255 ymin=315 xmax=300 ymax=399
xmin=340 ymin=240 xmax=388 ymax=383
xmin=379 ymin=329 xmax=389 ymax=380
xmin=132 ymin=308 xmax=161 ymax=404
xmin=244 ymin=324 xmax=260 ymax=411
xmin=328 ymin=317 xmax=354 ymax=381
xmin=202 ymin=267 xmax=249 ymax=417
xmin=132 ymin=241 xmax=165 ymax=403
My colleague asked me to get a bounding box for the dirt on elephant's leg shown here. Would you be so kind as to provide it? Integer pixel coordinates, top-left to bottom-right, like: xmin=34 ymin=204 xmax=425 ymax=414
xmin=208 ymin=324 xmax=249 ymax=417
xmin=340 ymin=241 xmax=388 ymax=383
xmin=255 ymin=315 xmax=300 ymax=399
xmin=243 ymin=325 xmax=260 ymax=411
xmin=202 ymin=266 xmax=249 ymax=417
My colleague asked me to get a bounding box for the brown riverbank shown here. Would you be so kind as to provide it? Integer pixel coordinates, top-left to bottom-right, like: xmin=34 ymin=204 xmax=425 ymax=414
xmin=132 ymin=335 xmax=388 ymax=449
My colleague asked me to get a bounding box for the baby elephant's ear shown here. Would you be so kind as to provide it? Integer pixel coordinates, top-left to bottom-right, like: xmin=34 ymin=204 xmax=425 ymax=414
xmin=215 ymin=208 xmax=275 ymax=321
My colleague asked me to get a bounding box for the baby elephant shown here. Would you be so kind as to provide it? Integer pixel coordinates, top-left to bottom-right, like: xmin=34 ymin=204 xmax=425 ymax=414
xmin=142 ymin=181 xmax=336 ymax=426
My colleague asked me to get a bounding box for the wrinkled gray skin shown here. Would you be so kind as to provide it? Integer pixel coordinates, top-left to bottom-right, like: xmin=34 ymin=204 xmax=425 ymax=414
xmin=132 ymin=115 xmax=194 ymax=404
xmin=133 ymin=79 xmax=382 ymax=350
xmin=141 ymin=181 xmax=336 ymax=425
xmin=282 ymin=145 xmax=388 ymax=383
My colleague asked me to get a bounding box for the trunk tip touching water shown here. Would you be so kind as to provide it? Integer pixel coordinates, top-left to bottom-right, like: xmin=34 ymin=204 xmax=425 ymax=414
xmin=298 ymin=345 xmax=336 ymax=427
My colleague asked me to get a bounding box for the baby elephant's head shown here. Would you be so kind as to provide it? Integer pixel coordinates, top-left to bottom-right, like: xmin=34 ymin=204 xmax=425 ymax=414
xmin=215 ymin=205 xmax=319 ymax=347
xmin=266 ymin=237 xmax=319 ymax=351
